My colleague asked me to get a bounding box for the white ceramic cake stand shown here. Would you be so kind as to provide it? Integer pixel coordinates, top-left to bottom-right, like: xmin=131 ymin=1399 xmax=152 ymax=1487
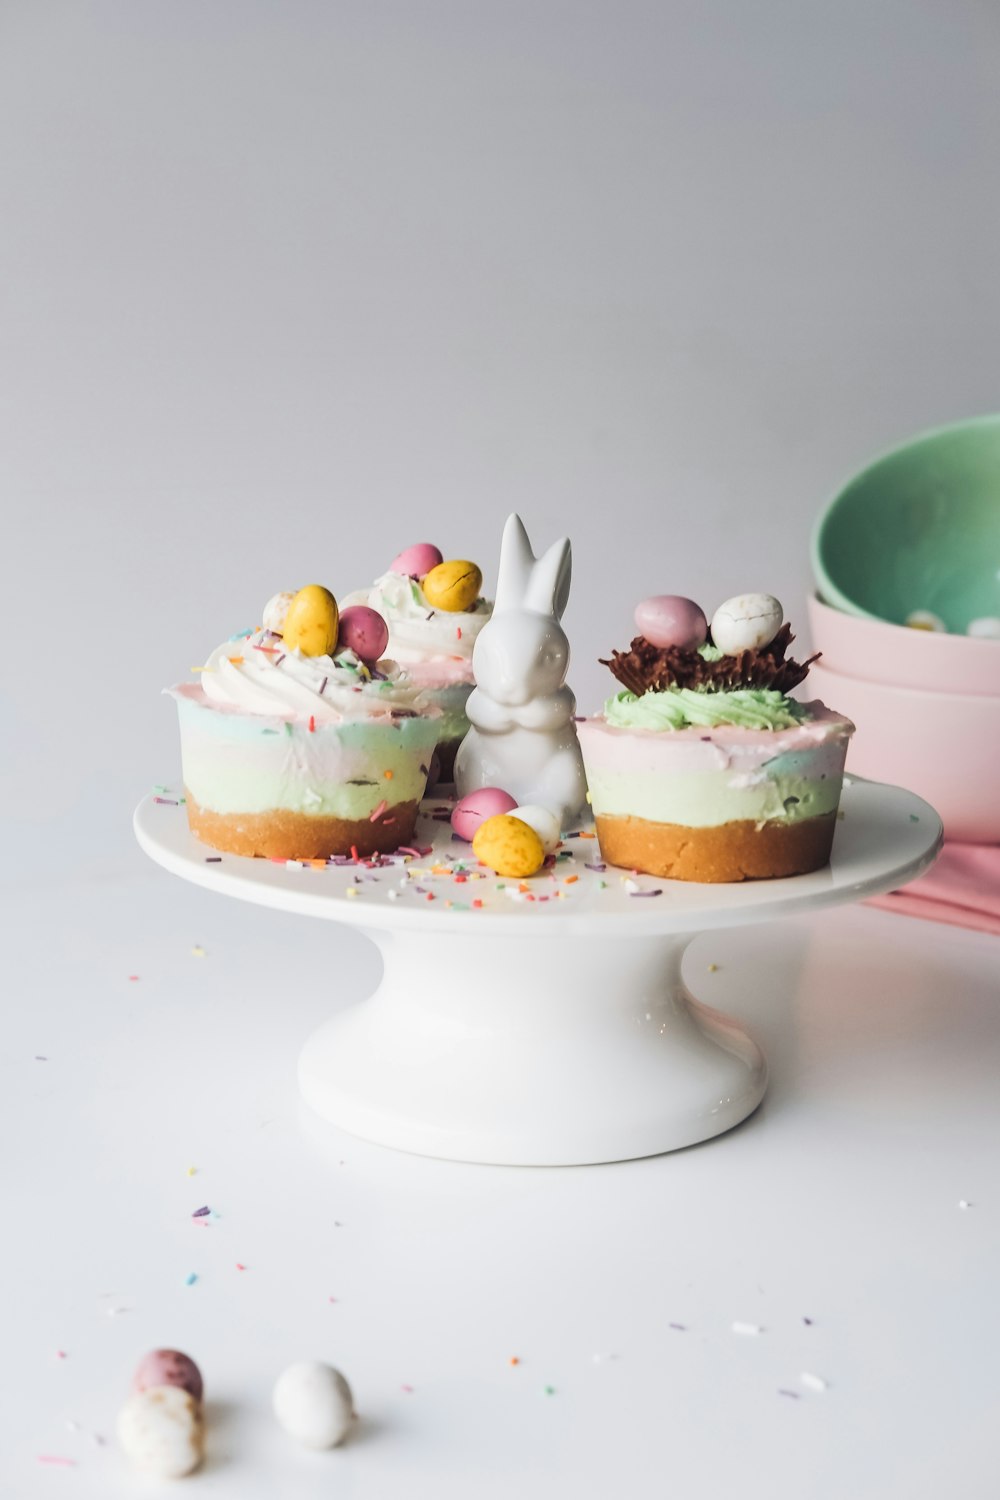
xmin=135 ymin=780 xmax=941 ymax=1166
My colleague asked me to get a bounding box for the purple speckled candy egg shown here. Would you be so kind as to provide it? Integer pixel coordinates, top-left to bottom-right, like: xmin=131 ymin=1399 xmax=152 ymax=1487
xmin=451 ymin=787 xmax=518 ymax=842
xmin=634 ymin=595 xmax=708 ymax=651
xmin=390 ymin=542 xmax=443 ymax=580
xmin=337 ymin=606 xmax=389 ymax=664
xmin=132 ymin=1349 xmax=203 ymax=1405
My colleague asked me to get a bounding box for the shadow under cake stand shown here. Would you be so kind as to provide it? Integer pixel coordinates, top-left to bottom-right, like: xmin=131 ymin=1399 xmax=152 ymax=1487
xmin=135 ymin=779 xmax=941 ymax=1166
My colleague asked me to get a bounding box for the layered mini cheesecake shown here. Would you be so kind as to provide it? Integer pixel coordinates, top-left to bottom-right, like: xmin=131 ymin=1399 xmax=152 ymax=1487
xmin=168 ymin=586 xmax=439 ymax=859
xmin=345 ymin=543 xmax=492 ymax=780
xmin=579 ymin=593 xmax=855 ymax=882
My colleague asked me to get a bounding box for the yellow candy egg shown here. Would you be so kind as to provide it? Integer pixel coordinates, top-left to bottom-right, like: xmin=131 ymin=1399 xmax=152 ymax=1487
xmin=422 ymin=560 xmax=483 ymax=613
xmin=472 ymin=814 xmax=545 ymax=878
xmin=281 ymin=585 xmax=339 ymax=657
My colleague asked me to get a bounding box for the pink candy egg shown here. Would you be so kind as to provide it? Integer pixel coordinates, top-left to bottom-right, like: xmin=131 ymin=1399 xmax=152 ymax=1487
xmin=133 ymin=1349 xmax=203 ymax=1405
xmin=390 ymin=543 xmax=443 ymax=580
xmin=451 ymin=787 xmax=518 ymax=842
xmin=634 ymin=595 xmax=708 ymax=651
xmin=337 ymin=605 xmax=389 ymax=663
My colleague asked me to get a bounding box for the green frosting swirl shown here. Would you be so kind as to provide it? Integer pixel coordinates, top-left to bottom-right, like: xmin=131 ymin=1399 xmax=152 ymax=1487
xmin=604 ymin=687 xmax=806 ymax=731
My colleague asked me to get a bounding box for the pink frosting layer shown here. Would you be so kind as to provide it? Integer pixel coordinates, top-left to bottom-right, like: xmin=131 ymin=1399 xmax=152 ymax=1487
xmin=577 ymin=701 xmax=854 ymax=774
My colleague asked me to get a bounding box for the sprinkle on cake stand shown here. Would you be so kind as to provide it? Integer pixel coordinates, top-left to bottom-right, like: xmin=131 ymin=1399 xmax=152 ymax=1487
xmin=135 ymin=781 xmax=941 ymax=1166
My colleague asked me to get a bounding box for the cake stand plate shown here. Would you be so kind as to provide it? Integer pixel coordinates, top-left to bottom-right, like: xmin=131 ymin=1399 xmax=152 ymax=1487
xmin=135 ymin=780 xmax=941 ymax=1165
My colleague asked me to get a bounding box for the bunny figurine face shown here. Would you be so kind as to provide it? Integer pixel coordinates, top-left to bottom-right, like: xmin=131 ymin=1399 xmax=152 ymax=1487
xmin=454 ymin=515 xmax=589 ymax=827
xmin=471 ymin=613 xmax=569 ymax=707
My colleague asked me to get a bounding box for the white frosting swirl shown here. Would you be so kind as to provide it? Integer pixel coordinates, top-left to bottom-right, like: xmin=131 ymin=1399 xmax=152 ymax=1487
xmin=344 ymin=570 xmax=492 ymax=665
xmin=200 ymin=630 xmax=430 ymax=723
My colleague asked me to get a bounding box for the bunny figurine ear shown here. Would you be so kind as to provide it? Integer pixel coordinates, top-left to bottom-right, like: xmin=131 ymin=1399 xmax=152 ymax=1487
xmin=525 ymin=537 xmax=572 ymax=620
xmin=493 ymin=513 xmax=535 ymax=614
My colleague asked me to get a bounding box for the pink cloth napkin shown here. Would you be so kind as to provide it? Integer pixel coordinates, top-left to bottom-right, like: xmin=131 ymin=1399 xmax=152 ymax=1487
xmin=867 ymin=843 xmax=1000 ymax=935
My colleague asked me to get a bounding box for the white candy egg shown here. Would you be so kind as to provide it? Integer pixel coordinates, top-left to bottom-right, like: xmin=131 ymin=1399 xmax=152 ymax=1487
xmin=967 ymin=616 xmax=1000 ymax=639
xmin=273 ymin=1361 xmax=354 ymax=1450
xmin=263 ymin=590 xmax=295 ymax=633
xmin=905 ymin=609 xmax=946 ymax=632
xmin=117 ymin=1386 xmax=204 ymax=1478
xmin=511 ymin=803 xmax=562 ymax=854
xmin=710 ymin=594 xmax=783 ymax=655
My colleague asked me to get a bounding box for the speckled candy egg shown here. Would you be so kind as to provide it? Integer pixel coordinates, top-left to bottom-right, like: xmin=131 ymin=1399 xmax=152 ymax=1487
xmin=473 ymin=814 xmax=546 ymax=878
xmin=281 ymin=585 xmax=340 ymax=657
xmin=422 ymin=560 xmax=483 ymax=613
xmin=390 ymin=542 xmax=443 ymax=579
xmin=273 ymin=1361 xmax=354 ymax=1450
xmin=337 ymin=605 xmax=389 ymax=663
xmin=905 ymin=609 xmax=946 ymax=632
xmin=711 ymin=594 xmax=783 ymax=656
xmin=262 ymin=591 xmax=295 ymax=634
xmin=510 ymin=803 xmax=562 ymax=854
xmin=132 ymin=1349 xmax=203 ymax=1405
xmin=117 ymin=1386 xmax=204 ymax=1478
xmin=967 ymin=616 xmax=1000 ymax=639
xmin=451 ymin=787 xmax=519 ymax=841
xmin=634 ymin=596 xmax=708 ymax=651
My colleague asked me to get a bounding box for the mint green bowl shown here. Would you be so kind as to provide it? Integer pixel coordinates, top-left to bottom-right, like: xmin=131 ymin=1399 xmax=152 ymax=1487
xmin=812 ymin=415 xmax=1000 ymax=631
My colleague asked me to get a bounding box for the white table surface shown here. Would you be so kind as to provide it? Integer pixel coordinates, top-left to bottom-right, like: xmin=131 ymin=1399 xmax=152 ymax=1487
xmin=5 ymin=836 xmax=998 ymax=1499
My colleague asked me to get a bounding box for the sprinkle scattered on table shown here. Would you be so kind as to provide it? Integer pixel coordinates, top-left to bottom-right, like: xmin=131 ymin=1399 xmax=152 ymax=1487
xmin=731 ymin=1321 xmax=763 ymax=1336
xmin=800 ymin=1371 xmax=828 ymax=1392
xmin=184 ymin=1272 xmax=198 ymax=1286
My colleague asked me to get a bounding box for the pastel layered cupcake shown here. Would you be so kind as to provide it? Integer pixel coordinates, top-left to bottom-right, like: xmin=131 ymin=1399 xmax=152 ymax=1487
xmin=168 ymin=586 xmax=439 ymax=859
xmin=344 ymin=543 xmax=492 ymax=780
xmin=578 ymin=593 xmax=855 ymax=883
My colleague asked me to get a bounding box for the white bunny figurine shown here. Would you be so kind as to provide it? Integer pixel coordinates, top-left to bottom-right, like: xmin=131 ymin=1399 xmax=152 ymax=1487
xmin=454 ymin=514 xmax=589 ymax=827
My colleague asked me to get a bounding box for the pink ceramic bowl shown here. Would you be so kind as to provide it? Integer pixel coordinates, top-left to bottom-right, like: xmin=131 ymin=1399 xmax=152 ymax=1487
xmin=805 ymin=660 xmax=1000 ymax=843
xmin=807 ymin=594 xmax=1000 ymax=698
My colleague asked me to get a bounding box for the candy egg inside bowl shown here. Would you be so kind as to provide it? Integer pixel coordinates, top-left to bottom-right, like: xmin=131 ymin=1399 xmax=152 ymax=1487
xmin=812 ymin=415 xmax=1000 ymax=633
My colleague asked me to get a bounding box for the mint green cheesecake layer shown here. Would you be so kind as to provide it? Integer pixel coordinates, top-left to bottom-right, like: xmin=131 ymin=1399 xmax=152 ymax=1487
xmin=176 ymin=697 xmax=438 ymax=817
xmin=587 ymin=767 xmax=843 ymax=828
xmin=429 ymin=690 xmax=472 ymax=745
xmin=605 ymin=687 xmax=806 ymax=731
xmin=181 ymin=752 xmax=428 ymax=817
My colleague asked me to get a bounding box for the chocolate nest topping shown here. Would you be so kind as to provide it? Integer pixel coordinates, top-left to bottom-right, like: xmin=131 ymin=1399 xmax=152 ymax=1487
xmin=600 ymin=623 xmax=819 ymax=697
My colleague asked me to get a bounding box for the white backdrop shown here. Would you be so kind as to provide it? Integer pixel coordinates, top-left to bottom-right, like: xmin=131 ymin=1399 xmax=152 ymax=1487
xmin=2 ymin=1 xmax=998 ymax=863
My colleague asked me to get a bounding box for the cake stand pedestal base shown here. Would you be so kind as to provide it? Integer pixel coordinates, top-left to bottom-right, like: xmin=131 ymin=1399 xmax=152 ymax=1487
xmin=298 ymin=929 xmax=766 ymax=1165
xmin=135 ymin=777 xmax=942 ymax=1168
